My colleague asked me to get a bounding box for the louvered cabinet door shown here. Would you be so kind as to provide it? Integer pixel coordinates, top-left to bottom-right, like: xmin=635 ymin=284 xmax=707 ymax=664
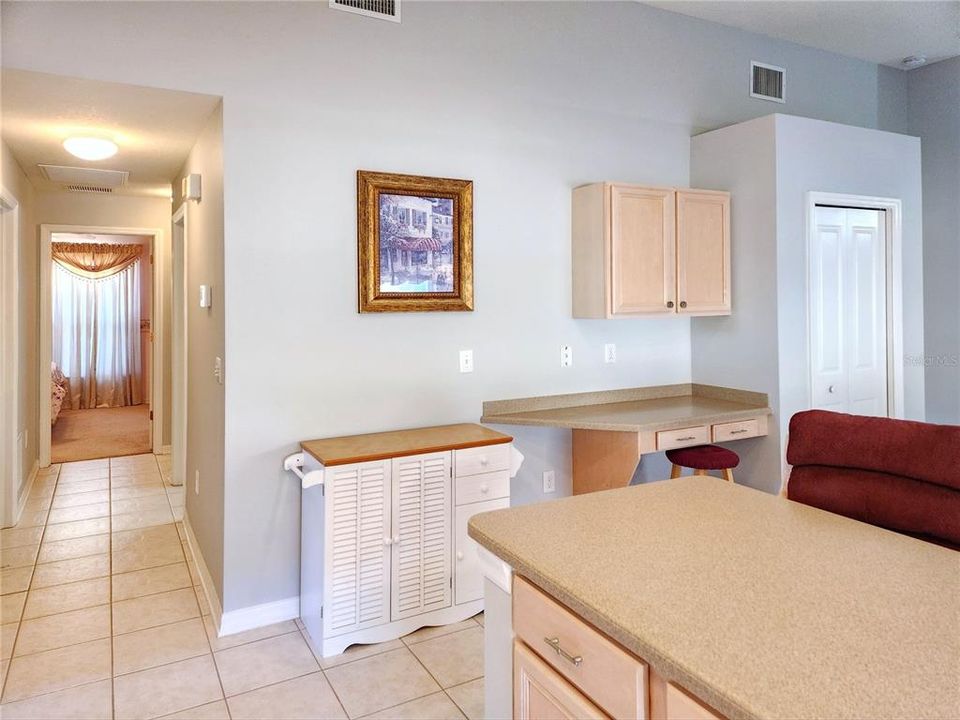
xmin=323 ymin=460 xmax=392 ymax=638
xmin=391 ymin=452 xmax=453 ymax=621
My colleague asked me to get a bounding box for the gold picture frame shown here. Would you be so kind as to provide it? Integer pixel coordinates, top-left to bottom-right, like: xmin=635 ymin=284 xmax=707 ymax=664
xmin=358 ymin=170 xmax=473 ymax=313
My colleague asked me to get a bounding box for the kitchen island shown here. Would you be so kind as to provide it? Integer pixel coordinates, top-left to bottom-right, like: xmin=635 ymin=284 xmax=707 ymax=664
xmin=468 ymin=477 xmax=960 ymax=719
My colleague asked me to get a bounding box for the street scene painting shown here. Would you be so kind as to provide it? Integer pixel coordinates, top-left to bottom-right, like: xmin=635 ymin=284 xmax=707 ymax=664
xmin=378 ymin=194 xmax=455 ymax=294
xmin=358 ymin=171 xmax=473 ymax=313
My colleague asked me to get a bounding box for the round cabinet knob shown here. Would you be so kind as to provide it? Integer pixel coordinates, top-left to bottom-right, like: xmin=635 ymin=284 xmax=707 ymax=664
xmin=679 ymin=301 xmax=687 ymax=309
xmin=393 ymin=535 xmax=401 ymax=546
xmin=384 ymin=537 xmax=393 ymax=546
xmin=667 ymin=301 xmax=675 ymax=308
xmin=480 ymin=457 xmax=489 ymax=466
xmin=456 ymin=551 xmax=464 ymax=561
xmin=480 ymin=484 xmax=489 ymax=494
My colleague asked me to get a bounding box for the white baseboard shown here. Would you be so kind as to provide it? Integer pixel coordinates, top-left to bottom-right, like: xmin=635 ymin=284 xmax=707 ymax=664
xmin=13 ymin=460 xmax=39 ymax=526
xmin=157 ymin=445 xmax=172 ymax=456
xmin=219 ymin=596 xmax=301 ymax=637
xmin=182 ymin=510 xmax=224 ymax=632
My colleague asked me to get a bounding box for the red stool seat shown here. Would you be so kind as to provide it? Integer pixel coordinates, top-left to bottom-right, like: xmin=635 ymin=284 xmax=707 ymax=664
xmin=666 ymin=444 xmax=739 ymax=470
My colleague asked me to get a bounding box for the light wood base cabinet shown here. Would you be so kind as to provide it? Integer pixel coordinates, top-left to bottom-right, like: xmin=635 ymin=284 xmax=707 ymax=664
xmin=512 ymin=576 xmax=724 ymax=720
xmin=572 ymin=183 xmax=730 ymax=318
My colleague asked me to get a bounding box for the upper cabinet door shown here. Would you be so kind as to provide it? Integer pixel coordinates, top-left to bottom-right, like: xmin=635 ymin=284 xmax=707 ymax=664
xmin=609 ymin=185 xmax=676 ymax=315
xmin=676 ymin=190 xmax=731 ymax=315
xmin=391 ymin=451 xmax=453 ymax=621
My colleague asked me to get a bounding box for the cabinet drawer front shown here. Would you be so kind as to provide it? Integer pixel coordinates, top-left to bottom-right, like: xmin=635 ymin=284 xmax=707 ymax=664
xmin=514 ymin=577 xmax=647 ymax=720
xmin=455 ymin=443 xmax=510 ymax=477
xmin=666 ymin=683 xmax=724 ymax=720
xmin=656 ymin=426 xmax=709 ymax=451
xmin=711 ymin=419 xmax=759 ymax=443
xmin=455 ymin=470 xmax=510 ymax=506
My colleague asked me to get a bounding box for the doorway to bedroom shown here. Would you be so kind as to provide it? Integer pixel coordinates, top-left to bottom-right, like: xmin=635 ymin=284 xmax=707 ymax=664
xmin=47 ymin=230 xmax=158 ymax=463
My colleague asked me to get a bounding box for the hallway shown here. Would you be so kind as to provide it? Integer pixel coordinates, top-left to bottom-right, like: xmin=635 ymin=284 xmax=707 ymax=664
xmin=0 ymin=454 xmax=484 ymax=719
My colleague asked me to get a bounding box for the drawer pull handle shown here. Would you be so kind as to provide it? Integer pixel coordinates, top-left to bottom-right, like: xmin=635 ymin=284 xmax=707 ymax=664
xmin=677 ymin=436 xmax=697 ymax=442
xmin=544 ymin=637 xmax=583 ymax=667
xmin=729 ymin=429 xmax=748 ymax=435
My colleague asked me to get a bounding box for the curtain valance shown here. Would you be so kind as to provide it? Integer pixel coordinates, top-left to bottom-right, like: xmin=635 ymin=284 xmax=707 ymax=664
xmin=52 ymin=242 xmax=142 ymax=279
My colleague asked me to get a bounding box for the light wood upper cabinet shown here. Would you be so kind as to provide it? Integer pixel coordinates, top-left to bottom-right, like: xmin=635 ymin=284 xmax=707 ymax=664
xmin=676 ymin=190 xmax=730 ymax=315
xmin=572 ymin=183 xmax=730 ymax=318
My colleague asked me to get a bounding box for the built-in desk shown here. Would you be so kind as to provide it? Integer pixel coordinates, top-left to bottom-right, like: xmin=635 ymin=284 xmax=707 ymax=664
xmin=481 ymin=384 xmax=771 ymax=494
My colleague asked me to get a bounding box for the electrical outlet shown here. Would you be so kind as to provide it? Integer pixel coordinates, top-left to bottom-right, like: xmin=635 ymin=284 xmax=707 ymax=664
xmin=459 ymin=349 xmax=474 ymax=373
xmin=214 ymin=357 xmax=224 ymax=385
xmin=604 ymin=343 xmax=617 ymax=364
xmin=560 ymin=345 xmax=573 ymax=368
xmin=542 ymin=470 xmax=556 ymax=493
xmin=194 ymin=469 xmax=200 ymax=495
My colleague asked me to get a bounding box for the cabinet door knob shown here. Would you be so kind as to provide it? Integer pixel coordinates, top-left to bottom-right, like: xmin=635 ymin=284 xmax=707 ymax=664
xmin=667 ymin=301 xmax=675 ymax=308
xmin=457 ymin=551 xmax=464 ymax=561
xmin=679 ymin=301 xmax=687 ymax=309
xmin=393 ymin=535 xmax=401 ymax=546
xmin=384 ymin=537 xmax=393 ymax=546
xmin=480 ymin=484 xmax=489 ymax=494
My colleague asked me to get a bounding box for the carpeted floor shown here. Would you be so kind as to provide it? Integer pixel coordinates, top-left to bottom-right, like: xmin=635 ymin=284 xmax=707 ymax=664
xmin=51 ymin=404 xmax=152 ymax=463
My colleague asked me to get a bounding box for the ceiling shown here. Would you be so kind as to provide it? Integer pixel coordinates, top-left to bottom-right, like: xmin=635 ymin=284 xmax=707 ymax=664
xmin=644 ymin=1 xmax=960 ymax=69
xmin=2 ymin=70 xmax=220 ymax=197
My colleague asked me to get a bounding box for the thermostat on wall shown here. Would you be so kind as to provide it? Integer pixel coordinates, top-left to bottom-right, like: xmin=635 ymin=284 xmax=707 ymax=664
xmin=199 ymin=284 xmax=212 ymax=308
xmin=182 ymin=173 xmax=202 ymax=201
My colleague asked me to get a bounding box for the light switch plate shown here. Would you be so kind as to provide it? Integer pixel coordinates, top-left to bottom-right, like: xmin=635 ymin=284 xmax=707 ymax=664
xmin=199 ymin=284 xmax=212 ymax=308
xmin=459 ymin=349 xmax=474 ymax=373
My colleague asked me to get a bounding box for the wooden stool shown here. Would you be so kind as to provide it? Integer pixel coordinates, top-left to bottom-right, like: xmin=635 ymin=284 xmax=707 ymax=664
xmin=666 ymin=444 xmax=739 ymax=483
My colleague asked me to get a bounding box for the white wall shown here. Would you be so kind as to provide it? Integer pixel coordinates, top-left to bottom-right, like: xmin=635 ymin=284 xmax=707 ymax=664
xmin=692 ymin=115 xmax=924 ymax=492
xmin=2 ymin=1 xmax=915 ymax=614
xmin=907 ymin=57 xmax=960 ymax=424
xmin=173 ymin=104 xmax=226 ymax=603
xmin=2 ymin=141 xmax=38 ymax=502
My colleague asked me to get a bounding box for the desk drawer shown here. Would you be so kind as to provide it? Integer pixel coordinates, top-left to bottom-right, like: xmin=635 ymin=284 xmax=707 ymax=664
xmin=514 ymin=576 xmax=647 ymax=720
xmin=711 ymin=419 xmax=759 ymax=443
xmin=455 ymin=443 xmax=510 ymax=477
xmin=656 ymin=426 xmax=709 ymax=451
xmin=455 ymin=470 xmax=509 ymax=506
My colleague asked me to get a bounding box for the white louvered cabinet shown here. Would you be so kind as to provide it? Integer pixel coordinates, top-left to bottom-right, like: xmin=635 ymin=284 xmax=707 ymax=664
xmin=298 ymin=425 xmax=519 ymax=659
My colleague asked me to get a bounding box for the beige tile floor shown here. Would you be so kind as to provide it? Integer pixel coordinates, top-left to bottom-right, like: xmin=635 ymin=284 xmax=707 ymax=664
xmin=0 ymin=454 xmax=485 ymax=720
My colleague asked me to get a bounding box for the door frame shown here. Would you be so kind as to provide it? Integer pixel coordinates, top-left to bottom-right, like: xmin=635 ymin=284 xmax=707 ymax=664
xmin=40 ymin=223 xmax=166 ymax=466
xmin=1 ymin=188 xmax=20 ymax=527
xmin=171 ymin=205 xmax=188 ymax=487
xmin=804 ymin=192 xmax=904 ymax=418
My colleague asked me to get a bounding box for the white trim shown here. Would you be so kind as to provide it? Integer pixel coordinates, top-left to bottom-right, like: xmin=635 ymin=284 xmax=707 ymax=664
xmin=40 ymin=224 xmax=166 ymax=466
xmin=171 ymin=205 xmax=188 ymax=487
xmin=157 ymin=445 xmax=172 ymax=455
xmin=804 ymin=192 xmax=905 ymax=418
xmin=1 ymin=188 xmax=20 ymax=528
xmin=182 ymin=508 xmax=224 ymax=632
xmin=220 ymin=596 xmax=302 ymax=638
xmin=15 ymin=461 xmax=40 ymax=524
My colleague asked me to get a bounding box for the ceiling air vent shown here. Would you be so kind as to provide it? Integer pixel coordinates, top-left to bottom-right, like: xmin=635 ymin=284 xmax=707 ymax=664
xmin=39 ymin=164 xmax=129 ymax=189
xmin=750 ymin=61 xmax=785 ymax=103
xmin=66 ymin=185 xmax=114 ymax=194
xmin=330 ymin=0 xmax=400 ymax=22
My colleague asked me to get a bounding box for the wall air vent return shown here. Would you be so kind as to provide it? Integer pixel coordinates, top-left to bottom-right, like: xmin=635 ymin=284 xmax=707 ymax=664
xmin=65 ymin=185 xmax=114 ymax=194
xmin=750 ymin=61 xmax=785 ymax=103
xmin=330 ymin=0 xmax=400 ymax=22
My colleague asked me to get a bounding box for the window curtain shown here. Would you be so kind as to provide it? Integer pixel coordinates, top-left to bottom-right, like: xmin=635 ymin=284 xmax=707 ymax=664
xmin=52 ymin=244 xmax=143 ymax=410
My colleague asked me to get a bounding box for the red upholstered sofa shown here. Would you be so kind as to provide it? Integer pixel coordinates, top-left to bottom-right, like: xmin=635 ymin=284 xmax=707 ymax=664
xmin=786 ymin=410 xmax=960 ymax=550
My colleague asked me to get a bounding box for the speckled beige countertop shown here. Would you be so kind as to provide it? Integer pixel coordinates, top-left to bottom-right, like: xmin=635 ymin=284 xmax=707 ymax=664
xmin=480 ymin=383 xmax=771 ymax=432
xmin=468 ymin=478 xmax=960 ymax=720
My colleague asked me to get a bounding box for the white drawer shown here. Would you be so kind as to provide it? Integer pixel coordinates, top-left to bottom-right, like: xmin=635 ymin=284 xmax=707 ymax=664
xmin=656 ymin=425 xmax=709 ymax=451
xmin=455 ymin=443 xmax=510 ymax=477
xmin=456 ymin=470 xmax=510 ymax=506
xmin=711 ymin=419 xmax=760 ymax=442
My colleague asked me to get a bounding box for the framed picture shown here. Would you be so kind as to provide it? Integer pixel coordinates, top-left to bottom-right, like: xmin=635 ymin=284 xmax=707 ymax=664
xmin=358 ymin=170 xmax=473 ymax=313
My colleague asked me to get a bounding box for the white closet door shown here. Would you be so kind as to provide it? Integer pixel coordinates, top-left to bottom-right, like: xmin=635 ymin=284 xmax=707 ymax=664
xmin=391 ymin=452 xmax=452 ymax=621
xmin=810 ymin=206 xmax=887 ymax=416
xmin=323 ymin=460 xmax=392 ymax=637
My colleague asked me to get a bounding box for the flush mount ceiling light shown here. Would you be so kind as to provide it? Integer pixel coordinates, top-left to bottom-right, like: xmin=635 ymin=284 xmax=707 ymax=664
xmin=901 ymin=55 xmax=927 ymax=68
xmin=62 ymin=136 xmax=118 ymax=161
